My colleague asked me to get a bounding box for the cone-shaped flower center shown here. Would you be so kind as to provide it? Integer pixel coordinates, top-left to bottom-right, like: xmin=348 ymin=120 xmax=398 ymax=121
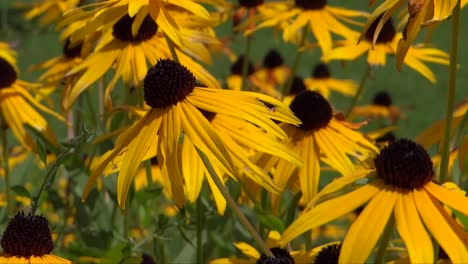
xmin=0 ymin=57 xmax=17 ymax=89
xmin=373 ymin=91 xmax=392 ymax=106
xmin=239 ymin=0 xmax=264 ymax=8
xmin=289 ymin=90 xmax=333 ymax=131
xmin=113 ymin=14 xmax=158 ymax=42
xmin=63 ymin=38 xmax=83 ymax=59
xmin=295 ymin=0 xmax=327 ymax=10
xmin=312 ymin=63 xmax=331 ymax=79
xmin=256 ymin=248 xmax=295 ymax=264
xmin=288 ymin=76 xmax=306 ymax=96
xmin=1 ymin=212 xmax=54 ymax=258
xmin=374 ymin=139 xmax=433 ymax=189
xmin=231 ymin=55 xmax=255 ymax=76
xmin=144 ymin=59 xmax=195 ymax=108
xmin=365 ymin=17 xmax=396 ymax=44
xmin=313 ymin=243 xmax=342 ymax=264
xmin=263 ymin=49 xmax=284 ymax=69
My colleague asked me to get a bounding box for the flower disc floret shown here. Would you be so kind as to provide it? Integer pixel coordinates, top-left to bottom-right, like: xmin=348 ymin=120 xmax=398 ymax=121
xmin=231 ymin=55 xmax=255 ymax=76
xmin=63 ymin=38 xmax=83 ymax=59
xmin=374 ymin=139 xmax=434 ymax=189
xmin=312 ymin=63 xmax=331 ymax=79
xmin=365 ymin=17 xmax=396 ymax=44
xmin=239 ymin=0 xmax=264 ymax=8
xmin=288 ymin=76 xmax=306 ymax=95
xmin=143 ymin=59 xmax=195 ymax=108
xmin=289 ymin=90 xmax=333 ymax=131
xmin=313 ymin=244 xmax=342 ymax=264
xmin=0 ymin=57 xmax=17 ymax=89
xmin=263 ymin=49 xmax=284 ymax=69
xmin=256 ymin=248 xmax=295 ymax=264
xmin=295 ymin=0 xmax=327 ymax=10
xmin=373 ymin=91 xmax=392 ymax=106
xmin=113 ymin=14 xmax=158 ymax=42
xmin=1 ymin=212 xmax=54 ymax=258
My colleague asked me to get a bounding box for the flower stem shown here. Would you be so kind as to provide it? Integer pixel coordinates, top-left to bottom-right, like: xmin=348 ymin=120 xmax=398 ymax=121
xmin=283 ymin=27 xmax=308 ymax=95
xmin=439 ymin=0 xmax=461 ymax=182
xmin=240 ymin=36 xmax=253 ymax=91
xmin=375 ymin=215 xmax=394 ymax=264
xmin=285 ymin=191 xmax=302 ymax=226
xmin=0 ymin=116 xmax=12 ymax=214
xmin=345 ymin=65 xmax=372 ymax=118
xmin=196 ymin=196 xmax=204 ymax=263
xmin=196 ymin=147 xmax=274 ymax=257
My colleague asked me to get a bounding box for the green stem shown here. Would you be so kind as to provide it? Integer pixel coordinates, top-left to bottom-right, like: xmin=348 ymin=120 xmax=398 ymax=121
xmin=240 ymin=36 xmax=253 ymax=91
xmin=345 ymin=65 xmax=372 ymax=119
xmin=31 ymin=148 xmax=73 ymax=214
xmin=284 ymin=27 xmax=308 ymax=95
xmin=165 ymin=34 xmax=180 ymax=63
xmin=375 ymin=215 xmax=394 ymax=264
xmin=439 ymin=0 xmax=461 ymax=182
xmin=285 ymin=191 xmax=302 ymax=226
xmin=196 ymin=196 xmax=204 ymax=264
xmin=196 ymin=147 xmax=274 ymax=257
xmin=0 ymin=116 xmax=12 ymax=214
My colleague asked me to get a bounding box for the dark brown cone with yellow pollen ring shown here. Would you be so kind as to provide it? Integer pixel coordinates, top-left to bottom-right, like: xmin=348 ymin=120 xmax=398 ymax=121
xmin=289 ymin=90 xmax=333 ymax=131
xmin=239 ymin=0 xmax=264 ymax=8
xmin=373 ymin=91 xmax=392 ymax=107
xmin=374 ymin=139 xmax=434 ymax=190
xmin=113 ymin=14 xmax=158 ymax=42
xmin=0 ymin=57 xmax=17 ymax=89
xmin=313 ymin=243 xmax=342 ymax=264
xmin=295 ymin=0 xmax=327 ymax=10
xmin=263 ymin=49 xmax=284 ymax=69
xmin=1 ymin=212 xmax=54 ymax=258
xmin=63 ymin=38 xmax=83 ymax=59
xmin=231 ymin=55 xmax=255 ymax=76
xmin=256 ymin=248 xmax=295 ymax=264
xmin=312 ymin=63 xmax=331 ymax=79
xmin=365 ymin=16 xmax=396 ymax=44
xmin=144 ymin=59 xmax=196 ymax=108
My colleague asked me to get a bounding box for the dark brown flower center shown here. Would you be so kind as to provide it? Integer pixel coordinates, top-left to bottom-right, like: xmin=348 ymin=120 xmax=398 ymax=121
xmin=1 ymin=212 xmax=54 ymax=258
xmin=288 ymin=76 xmax=306 ymax=96
xmin=365 ymin=16 xmax=396 ymax=44
xmin=312 ymin=63 xmax=331 ymax=79
xmin=239 ymin=0 xmax=264 ymax=8
xmin=373 ymin=91 xmax=392 ymax=106
xmin=63 ymin=38 xmax=83 ymax=59
xmin=295 ymin=0 xmax=327 ymax=10
xmin=375 ymin=132 xmax=396 ymax=144
xmin=313 ymin=243 xmax=342 ymax=264
xmin=143 ymin=59 xmax=195 ymax=108
xmin=263 ymin=49 xmax=284 ymax=69
xmin=374 ymin=139 xmax=433 ymax=189
xmin=289 ymin=90 xmax=333 ymax=131
xmin=0 ymin=57 xmax=17 ymax=89
xmin=256 ymin=248 xmax=295 ymax=264
xmin=113 ymin=14 xmax=158 ymax=42
xmin=231 ymin=55 xmax=255 ymax=76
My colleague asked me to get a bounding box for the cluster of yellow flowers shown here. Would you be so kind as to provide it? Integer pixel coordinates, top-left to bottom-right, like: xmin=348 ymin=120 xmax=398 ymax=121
xmin=0 ymin=0 xmax=467 ymax=263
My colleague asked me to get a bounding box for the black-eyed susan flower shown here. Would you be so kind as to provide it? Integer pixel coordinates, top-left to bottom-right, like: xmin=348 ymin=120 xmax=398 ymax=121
xmin=257 ymin=90 xmax=378 ymax=204
xmin=83 ymin=59 xmax=300 ymax=208
xmin=232 ymin=0 xmax=265 ymax=33
xmin=304 ymin=63 xmax=357 ymax=98
xmin=254 ymin=49 xmax=291 ymax=89
xmin=63 ymin=11 xmax=218 ymax=110
xmin=17 ymin=0 xmax=79 ymax=26
xmin=248 ymin=0 xmax=367 ymax=53
xmin=0 ymin=48 xmax=63 ymax=152
xmin=0 ymin=212 xmax=71 ymax=263
xmin=281 ymin=139 xmax=468 ymax=263
xmin=349 ymin=90 xmax=401 ymax=124
xmin=322 ymin=17 xmax=449 ymax=83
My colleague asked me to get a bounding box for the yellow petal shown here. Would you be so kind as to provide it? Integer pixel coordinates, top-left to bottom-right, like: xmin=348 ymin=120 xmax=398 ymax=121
xmin=424 ymin=181 xmax=468 ymax=215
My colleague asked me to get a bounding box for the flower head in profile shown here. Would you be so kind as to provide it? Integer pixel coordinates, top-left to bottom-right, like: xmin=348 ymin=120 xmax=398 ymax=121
xmin=254 ymin=49 xmax=291 ymax=89
xmin=83 ymin=59 xmax=300 ymax=209
xmin=304 ymin=63 xmax=357 ymax=98
xmin=256 ymin=90 xmax=378 ymax=204
xmin=0 ymin=212 xmax=71 ymax=263
xmin=323 ymin=17 xmax=449 ymax=83
xmin=281 ymin=139 xmax=468 ymax=263
xmin=349 ymin=90 xmax=401 ymax=124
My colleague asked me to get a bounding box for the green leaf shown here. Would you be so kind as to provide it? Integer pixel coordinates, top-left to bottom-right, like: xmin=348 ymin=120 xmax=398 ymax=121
xmin=37 ymin=139 xmax=48 ymax=166
xmin=11 ymin=185 xmax=31 ymax=199
xmin=258 ymin=213 xmax=285 ymax=233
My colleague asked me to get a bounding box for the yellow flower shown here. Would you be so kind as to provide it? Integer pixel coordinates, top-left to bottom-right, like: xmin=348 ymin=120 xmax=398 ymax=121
xmin=248 ymin=0 xmax=368 ymax=53
xmin=0 ymin=48 xmax=64 ymax=152
xmin=253 ymin=49 xmax=291 ymax=90
xmin=257 ymin=91 xmax=378 ymax=204
xmin=281 ymin=139 xmax=468 ymax=263
xmin=18 ymin=0 xmax=79 ymax=26
xmin=349 ymin=90 xmax=401 ymax=124
xmin=0 ymin=212 xmax=71 ymax=263
xmin=83 ymin=59 xmax=300 ymax=208
xmin=304 ymin=63 xmax=357 ymax=98
xmin=323 ymin=17 xmax=449 ymax=83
